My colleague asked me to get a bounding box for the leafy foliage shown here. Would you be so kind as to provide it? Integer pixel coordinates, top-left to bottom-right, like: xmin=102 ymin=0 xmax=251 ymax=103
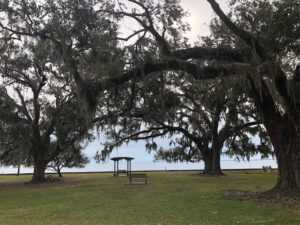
xmin=48 ymin=147 xmax=90 ymax=177
xmin=0 ymin=0 xmax=299 ymax=191
xmin=0 ymin=36 xmax=92 ymax=180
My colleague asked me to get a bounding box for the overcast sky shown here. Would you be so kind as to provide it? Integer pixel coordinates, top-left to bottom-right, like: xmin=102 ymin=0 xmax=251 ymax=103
xmin=119 ymin=0 xmax=229 ymax=44
xmin=181 ymin=0 xmax=229 ymax=42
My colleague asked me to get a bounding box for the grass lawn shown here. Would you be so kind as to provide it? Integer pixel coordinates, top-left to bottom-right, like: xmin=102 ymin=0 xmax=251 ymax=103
xmin=0 ymin=170 xmax=299 ymax=225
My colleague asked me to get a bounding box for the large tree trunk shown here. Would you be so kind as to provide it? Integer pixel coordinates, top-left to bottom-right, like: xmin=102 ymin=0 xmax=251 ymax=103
xmin=248 ymin=78 xmax=300 ymax=194
xmin=211 ymin=147 xmax=223 ymax=175
xmin=211 ymin=142 xmax=224 ymax=176
xmin=265 ymin=117 xmax=300 ymax=194
xmin=201 ymin=146 xmax=224 ymax=176
xmin=202 ymin=151 xmax=213 ymax=174
xmin=32 ymin=156 xmax=48 ymax=183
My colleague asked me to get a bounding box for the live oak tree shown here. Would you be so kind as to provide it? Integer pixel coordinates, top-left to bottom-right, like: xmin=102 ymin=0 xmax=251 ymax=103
xmin=0 ymin=0 xmax=119 ymax=182
xmin=0 ymin=38 xmax=91 ymax=182
xmin=100 ymin=0 xmax=299 ymax=194
xmin=200 ymin=0 xmax=300 ymax=193
xmin=93 ymin=1 xmax=270 ymax=175
xmin=153 ymin=80 xmax=271 ymax=175
xmin=1 ymin=0 xmax=299 ymax=193
xmin=97 ymin=75 xmax=270 ymax=175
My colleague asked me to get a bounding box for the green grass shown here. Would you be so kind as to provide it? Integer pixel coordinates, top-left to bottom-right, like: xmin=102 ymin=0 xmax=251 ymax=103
xmin=0 ymin=171 xmax=299 ymax=225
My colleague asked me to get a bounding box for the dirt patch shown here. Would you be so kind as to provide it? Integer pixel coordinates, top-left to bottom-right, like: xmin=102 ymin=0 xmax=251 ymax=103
xmin=0 ymin=177 xmax=70 ymax=189
xmin=192 ymin=172 xmax=226 ymax=177
xmin=0 ymin=174 xmax=106 ymax=190
xmin=222 ymin=189 xmax=300 ymax=211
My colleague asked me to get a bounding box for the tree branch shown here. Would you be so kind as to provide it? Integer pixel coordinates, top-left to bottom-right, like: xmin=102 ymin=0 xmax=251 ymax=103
xmin=15 ymin=88 xmax=32 ymax=122
xmin=96 ymin=60 xmax=255 ymax=93
xmin=116 ymin=28 xmax=146 ymax=42
xmin=105 ymin=126 xmax=167 ymax=148
xmin=114 ymin=0 xmax=171 ymax=55
xmin=232 ymin=121 xmax=261 ymax=132
xmin=173 ymin=47 xmax=250 ymax=62
xmin=206 ymin=0 xmax=267 ymax=60
xmin=158 ymin=123 xmax=201 ymax=146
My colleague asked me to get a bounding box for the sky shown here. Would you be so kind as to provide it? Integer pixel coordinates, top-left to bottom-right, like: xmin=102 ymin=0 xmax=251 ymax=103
xmin=119 ymin=0 xmax=229 ymax=44
xmin=0 ymin=0 xmax=278 ymax=174
xmin=181 ymin=0 xmax=228 ymax=42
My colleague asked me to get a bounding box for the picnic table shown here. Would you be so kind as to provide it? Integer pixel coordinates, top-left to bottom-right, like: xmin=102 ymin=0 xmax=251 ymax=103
xmin=129 ymin=173 xmax=148 ymax=184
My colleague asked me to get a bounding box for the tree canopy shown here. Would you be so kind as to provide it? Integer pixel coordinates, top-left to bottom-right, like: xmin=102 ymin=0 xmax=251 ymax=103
xmin=0 ymin=36 xmax=93 ymax=182
xmin=0 ymin=0 xmax=299 ymax=194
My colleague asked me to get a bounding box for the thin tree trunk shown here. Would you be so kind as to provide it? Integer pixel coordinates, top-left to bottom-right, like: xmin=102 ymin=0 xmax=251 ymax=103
xmin=17 ymin=164 xmax=20 ymax=176
xmin=293 ymin=136 xmax=300 ymax=189
xmin=57 ymin=167 xmax=62 ymax=177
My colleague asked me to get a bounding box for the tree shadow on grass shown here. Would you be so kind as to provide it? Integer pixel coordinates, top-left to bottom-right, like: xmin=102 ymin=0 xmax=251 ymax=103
xmin=222 ymin=189 xmax=300 ymax=211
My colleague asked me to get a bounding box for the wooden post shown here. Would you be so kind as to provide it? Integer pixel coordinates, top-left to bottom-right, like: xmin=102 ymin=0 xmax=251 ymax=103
xmin=129 ymin=160 xmax=131 ymax=176
xmin=127 ymin=160 xmax=130 ymax=176
xmin=117 ymin=160 xmax=119 ymax=176
xmin=114 ymin=161 xmax=116 ymax=176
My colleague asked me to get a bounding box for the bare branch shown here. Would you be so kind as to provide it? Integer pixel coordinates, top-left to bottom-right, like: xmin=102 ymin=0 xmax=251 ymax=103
xmin=114 ymin=0 xmax=171 ymax=55
xmin=116 ymin=28 xmax=146 ymax=41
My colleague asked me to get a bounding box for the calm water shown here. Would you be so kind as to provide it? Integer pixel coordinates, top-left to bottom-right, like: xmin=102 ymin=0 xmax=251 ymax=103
xmin=1 ymin=158 xmax=277 ymax=174
xmin=0 ymin=139 xmax=277 ymax=174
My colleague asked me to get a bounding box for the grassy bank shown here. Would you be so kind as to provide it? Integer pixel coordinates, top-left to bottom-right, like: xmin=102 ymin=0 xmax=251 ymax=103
xmin=0 ymin=171 xmax=299 ymax=225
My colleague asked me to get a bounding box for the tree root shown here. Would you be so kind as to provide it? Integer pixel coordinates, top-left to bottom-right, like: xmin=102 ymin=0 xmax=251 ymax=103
xmin=201 ymin=171 xmax=226 ymax=176
xmin=27 ymin=175 xmax=61 ymax=184
xmin=222 ymin=189 xmax=300 ymax=210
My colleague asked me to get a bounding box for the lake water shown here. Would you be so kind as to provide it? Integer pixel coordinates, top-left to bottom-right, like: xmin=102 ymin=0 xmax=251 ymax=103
xmin=1 ymin=158 xmax=277 ymax=174
xmin=0 ymin=139 xmax=277 ymax=174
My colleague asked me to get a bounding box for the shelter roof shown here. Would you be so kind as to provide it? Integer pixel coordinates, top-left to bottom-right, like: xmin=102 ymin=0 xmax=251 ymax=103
xmin=110 ymin=157 xmax=134 ymax=161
